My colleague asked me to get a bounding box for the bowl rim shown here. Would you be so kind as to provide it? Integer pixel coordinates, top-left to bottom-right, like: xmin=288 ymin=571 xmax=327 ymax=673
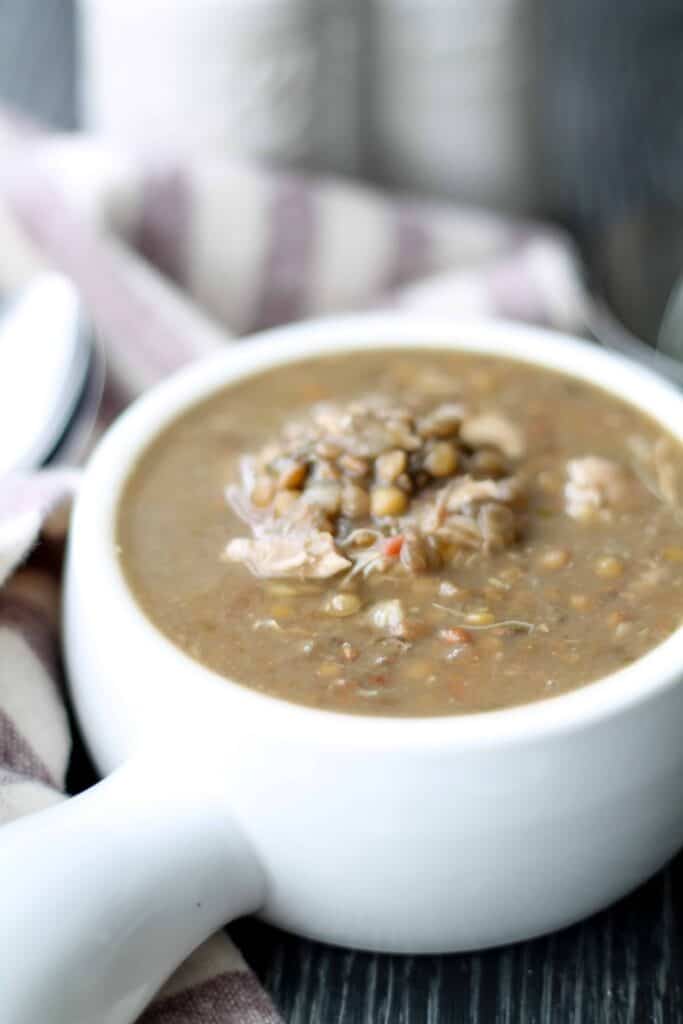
xmin=72 ymin=312 xmax=683 ymax=751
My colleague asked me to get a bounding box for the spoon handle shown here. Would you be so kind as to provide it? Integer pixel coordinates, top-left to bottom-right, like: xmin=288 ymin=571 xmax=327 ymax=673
xmin=657 ymin=271 xmax=683 ymax=367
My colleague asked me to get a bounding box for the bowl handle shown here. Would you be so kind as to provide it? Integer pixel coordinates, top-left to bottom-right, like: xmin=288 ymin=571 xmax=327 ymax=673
xmin=0 ymin=750 xmax=265 ymax=1024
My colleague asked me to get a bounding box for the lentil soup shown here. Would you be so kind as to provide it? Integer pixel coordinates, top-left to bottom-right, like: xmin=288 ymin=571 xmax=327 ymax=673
xmin=118 ymin=350 xmax=683 ymax=716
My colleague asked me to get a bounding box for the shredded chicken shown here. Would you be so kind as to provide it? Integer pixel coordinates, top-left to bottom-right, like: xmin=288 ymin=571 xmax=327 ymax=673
xmin=284 ymin=395 xmax=423 ymax=457
xmin=367 ymin=599 xmax=407 ymax=637
xmin=225 ymin=530 xmax=350 ymax=579
xmin=443 ymin=475 xmax=523 ymax=513
xmin=564 ymin=456 xmax=631 ymax=520
xmin=478 ymin=502 xmax=518 ymax=552
xmin=412 ymin=475 xmax=523 ymax=552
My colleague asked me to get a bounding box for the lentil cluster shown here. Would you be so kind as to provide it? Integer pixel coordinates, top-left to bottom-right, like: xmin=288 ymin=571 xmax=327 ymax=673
xmin=225 ymin=395 xmax=527 ymax=583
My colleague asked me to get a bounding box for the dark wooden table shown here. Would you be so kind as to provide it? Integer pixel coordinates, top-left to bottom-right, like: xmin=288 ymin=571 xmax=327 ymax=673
xmin=3 ymin=2 xmax=683 ymax=1020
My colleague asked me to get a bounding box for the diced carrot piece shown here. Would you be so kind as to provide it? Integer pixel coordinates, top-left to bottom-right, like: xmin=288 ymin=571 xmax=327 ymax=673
xmin=382 ymin=535 xmax=404 ymax=558
xmin=438 ymin=627 xmax=473 ymax=646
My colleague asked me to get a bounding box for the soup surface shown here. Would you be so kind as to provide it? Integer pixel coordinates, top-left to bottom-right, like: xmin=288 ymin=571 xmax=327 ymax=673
xmin=118 ymin=349 xmax=683 ymax=716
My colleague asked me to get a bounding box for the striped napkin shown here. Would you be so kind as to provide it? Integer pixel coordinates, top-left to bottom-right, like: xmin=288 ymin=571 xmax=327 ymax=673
xmin=0 ymin=110 xmax=587 ymax=1023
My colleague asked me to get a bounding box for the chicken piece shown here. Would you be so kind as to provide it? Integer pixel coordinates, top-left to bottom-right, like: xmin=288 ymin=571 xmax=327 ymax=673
xmin=478 ymin=502 xmax=518 ymax=552
xmin=367 ymin=599 xmax=407 ymax=637
xmin=225 ymin=530 xmax=350 ymax=579
xmin=285 ymin=396 xmax=422 ymax=458
xmin=564 ymin=456 xmax=629 ymax=520
xmin=434 ymin=515 xmax=483 ymax=550
xmin=444 ymin=475 xmax=523 ymax=513
xmin=410 ymin=474 xmax=522 ymax=540
xmin=460 ymin=414 xmax=525 ymax=459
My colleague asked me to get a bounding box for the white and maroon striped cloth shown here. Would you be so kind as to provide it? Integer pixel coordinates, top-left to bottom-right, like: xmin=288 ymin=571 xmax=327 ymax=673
xmin=0 ymin=109 xmax=588 ymax=1022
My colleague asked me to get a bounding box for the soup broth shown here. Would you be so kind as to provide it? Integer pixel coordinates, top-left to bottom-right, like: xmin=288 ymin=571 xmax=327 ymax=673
xmin=118 ymin=349 xmax=683 ymax=716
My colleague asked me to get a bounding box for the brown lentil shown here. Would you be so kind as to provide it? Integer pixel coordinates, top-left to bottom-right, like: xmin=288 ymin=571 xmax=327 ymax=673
xmin=317 ymin=662 xmax=342 ymax=679
xmin=595 ymin=555 xmax=625 ymax=579
xmin=469 ymin=449 xmax=507 ymax=478
xmin=465 ymin=610 xmax=496 ymax=626
xmin=375 ymin=449 xmax=407 ymax=483
xmin=539 ymin=547 xmax=571 ymax=571
xmin=417 ymin=404 xmax=463 ymax=438
xmin=341 ymin=482 xmax=371 ymax=519
xmin=270 ymin=603 xmax=293 ymax=619
xmin=370 ymin=485 xmax=408 ymax=518
xmin=395 ymin=472 xmax=414 ymax=493
xmin=325 ymin=592 xmax=362 ymax=617
xmin=277 ymin=460 xmax=307 ymax=490
xmin=424 ymin=441 xmax=458 ymax=478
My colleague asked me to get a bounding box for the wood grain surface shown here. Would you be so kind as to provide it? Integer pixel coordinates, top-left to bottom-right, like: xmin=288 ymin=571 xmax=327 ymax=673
xmin=2 ymin=2 xmax=682 ymax=1020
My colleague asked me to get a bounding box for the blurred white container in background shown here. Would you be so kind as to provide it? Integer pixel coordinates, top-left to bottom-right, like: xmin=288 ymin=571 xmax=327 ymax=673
xmin=77 ymin=0 xmax=540 ymax=208
xmin=77 ymin=0 xmax=319 ymax=163
xmin=370 ymin=0 xmax=542 ymax=212
xmin=314 ymin=0 xmax=363 ymax=176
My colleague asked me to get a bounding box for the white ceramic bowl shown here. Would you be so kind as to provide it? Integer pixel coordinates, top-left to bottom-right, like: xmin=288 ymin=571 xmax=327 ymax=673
xmin=3 ymin=315 xmax=683 ymax=1024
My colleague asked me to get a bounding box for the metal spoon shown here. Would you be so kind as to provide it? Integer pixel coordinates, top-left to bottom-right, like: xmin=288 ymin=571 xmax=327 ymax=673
xmin=588 ymin=292 xmax=683 ymax=389
xmin=0 ymin=273 xmax=104 ymax=474
xmin=656 ymin=272 xmax=683 ymax=373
